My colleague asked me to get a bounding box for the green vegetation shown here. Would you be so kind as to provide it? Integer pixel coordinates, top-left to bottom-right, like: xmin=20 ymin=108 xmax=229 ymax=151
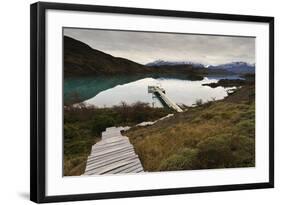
xmin=64 ymin=102 xmax=170 ymax=176
xmin=125 ymin=85 xmax=255 ymax=171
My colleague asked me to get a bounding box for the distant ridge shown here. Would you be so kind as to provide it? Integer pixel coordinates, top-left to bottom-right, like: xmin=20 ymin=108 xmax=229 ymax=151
xmin=146 ymin=60 xmax=205 ymax=68
xmin=146 ymin=60 xmax=255 ymax=74
xmin=208 ymin=62 xmax=255 ymax=74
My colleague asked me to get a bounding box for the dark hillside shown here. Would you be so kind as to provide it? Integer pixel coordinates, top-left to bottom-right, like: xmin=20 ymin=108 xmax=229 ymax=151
xmin=64 ymin=36 xmax=150 ymax=76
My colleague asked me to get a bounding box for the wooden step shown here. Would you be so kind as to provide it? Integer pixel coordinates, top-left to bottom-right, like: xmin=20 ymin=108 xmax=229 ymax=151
xmin=91 ymin=141 xmax=130 ymax=152
xmin=86 ymin=150 xmax=136 ymax=166
xmin=105 ymin=159 xmax=143 ymax=174
xmin=91 ymin=144 xmax=133 ymax=156
xmin=88 ymin=147 xmax=135 ymax=161
xmin=86 ymin=154 xmax=138 ymax=172
xmin=84 ymin=126 xmax=144 ymax=175
xmin=85 ymin=157 xmax=139 ymax=175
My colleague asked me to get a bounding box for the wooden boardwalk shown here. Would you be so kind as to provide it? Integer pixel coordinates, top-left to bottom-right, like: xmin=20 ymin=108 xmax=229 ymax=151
xmin=83 ymin=127 xmax=144 ymax=175
xmin=148 ymin=86 xmax=183 ymax=112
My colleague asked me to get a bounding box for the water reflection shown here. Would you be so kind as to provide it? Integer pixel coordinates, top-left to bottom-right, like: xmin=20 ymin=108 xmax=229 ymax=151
xmin=84 ymin=77 xmax=232 ymax=108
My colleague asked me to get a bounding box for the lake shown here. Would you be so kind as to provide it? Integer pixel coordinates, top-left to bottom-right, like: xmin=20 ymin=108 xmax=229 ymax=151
xmin=64 ymin=74 xmax=238 ymax=108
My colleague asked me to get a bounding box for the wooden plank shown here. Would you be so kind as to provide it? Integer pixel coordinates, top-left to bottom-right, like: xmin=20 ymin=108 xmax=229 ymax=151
xmin=104 ymin=160 xmax=142 ymax=174
xmin=91 ymin=144 xmax=133 ymax=156
xmin=106 ymin=127 xmax=117 ymax=131
xmin=103 ymin=129 xmax=122 ymax=134
xmin=86 ymin=154 xmax=138 ymax=172
xmin=86 ymin=151 xmax=136 ymax=166
xmin=102 ymin=134 xmax=122 ymax=140
xmin=91 ymin=143 xmax=132 ymax=155
xmin=92 ymin=158 xmax=139 ymax=175
xmin=87 ymin=151 xmax=136 ymax=167
xmin=94 ymin=138 xmax=129 ymax=147
xmin=102 ymin=132 xmax=122 ymax=138
xmin=85 ymin=157 xmax=139 ymax=175
xmin=106 ymin=127 xmax=123 ymax=131
xmin=91 ymin=141 xmax=130 ymax=151
xmin=99 ymin=136 xmax=129 ymax=144
xmin=90 ymin=147 xmax=134 ymax=158
xmin=91 ymin=144 xmax=132 ymax=154
xmin=94 ymin=139 xmax=128 ymax=147
xmin=88 ymin=147 xmax=135 ymax=161
xmin=93 ymin=140 xmax=131 ymax=149
xmin=90 ymin=148 xmax=134 ymax=160
xmin=123 ymin=164 xmax=143 ymax=173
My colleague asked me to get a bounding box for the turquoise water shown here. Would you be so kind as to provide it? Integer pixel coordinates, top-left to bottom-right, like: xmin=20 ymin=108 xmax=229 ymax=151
xmin=64 ymin=75 xmax=237 ymax=108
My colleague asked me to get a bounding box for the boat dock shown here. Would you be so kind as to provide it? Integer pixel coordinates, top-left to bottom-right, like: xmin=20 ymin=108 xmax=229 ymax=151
xmin=148 ymin=86 xmax=183 ymax=112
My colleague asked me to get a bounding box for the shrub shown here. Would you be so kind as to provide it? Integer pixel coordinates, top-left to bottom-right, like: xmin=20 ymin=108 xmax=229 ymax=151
xmin=65 ymin=91 xmax=83 ymax=106
xmin=219 ymin=112 xmax=232 ymax=120
xmin=195 ymin=99 xmax=203 ymax=106
xmin=159 ymin=148 xmax=198 ymax=171
xmin=201 ymin=112 xmax=214 ymax=120
xmin=236 ymin=119 xmax=255 ymax=138
xmin=230 ymin=135 xmax=255 ymax=167
xmin=91 ymin=115 xmax=116 ymax=134
xmin=197 ymin=134 xmax=233 ymax=169
xmin=64 ymin=123 xmax=80 ymax=140
xmin=64 ymin=156 xmax=88 ymax=176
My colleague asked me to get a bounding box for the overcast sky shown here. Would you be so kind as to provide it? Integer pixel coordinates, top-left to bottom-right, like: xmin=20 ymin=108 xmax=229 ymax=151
xmin=64 ymin=28 xmax=255 ymax=66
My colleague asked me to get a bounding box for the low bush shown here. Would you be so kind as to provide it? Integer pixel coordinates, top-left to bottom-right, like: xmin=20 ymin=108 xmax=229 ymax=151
xmin=90 ymin=115 xmax=116 ymax=134
xmin=230 ymin=135 xmax=255 ymax=167
xmin=195 ymin=99 xmax=203 ymax=106
xmin=159 ymin=148 xmax=198 ymax=171
xmin=196 ymin=134 xmax=233 ymax=169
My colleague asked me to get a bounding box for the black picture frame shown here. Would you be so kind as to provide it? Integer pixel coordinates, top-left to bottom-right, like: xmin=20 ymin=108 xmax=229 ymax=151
xmin=30 ymin=2 xmax=274 ymax=203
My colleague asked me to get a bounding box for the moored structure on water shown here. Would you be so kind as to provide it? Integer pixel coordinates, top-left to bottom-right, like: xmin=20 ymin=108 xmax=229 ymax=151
xmin=148 ymin=85 xmax=183 ymax=112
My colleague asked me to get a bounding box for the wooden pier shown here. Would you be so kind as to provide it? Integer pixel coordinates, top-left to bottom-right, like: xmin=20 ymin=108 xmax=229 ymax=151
xmin=83 ymin=127 xmax=144 ymax=175
xmin=148 ymin=86 xmax=183 ymax=112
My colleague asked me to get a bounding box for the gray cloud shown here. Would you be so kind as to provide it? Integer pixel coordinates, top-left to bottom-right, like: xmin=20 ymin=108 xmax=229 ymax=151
xmin=64 ymin=28 xmax=255 ymax=65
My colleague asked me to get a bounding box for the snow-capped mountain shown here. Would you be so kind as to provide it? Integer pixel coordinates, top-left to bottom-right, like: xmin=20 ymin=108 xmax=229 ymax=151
xmin=208 ymin=62 xmax=255 ymax=74
xmin=146 ymin=60 xmax=205 ymax=68
xmin=146 ymin=60 xmax=255 ymax=74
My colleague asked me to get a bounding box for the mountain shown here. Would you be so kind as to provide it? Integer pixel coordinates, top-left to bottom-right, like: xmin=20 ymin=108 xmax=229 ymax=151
xmin=146 ymin=60 xmax=205 ymax=68
xmin=64 ymin=36 xmax=150 ymax=76
xmin=208 ymin=62 xmax=255 ymax=74
xmin=64 ymin=36 xmax=237 ymax=77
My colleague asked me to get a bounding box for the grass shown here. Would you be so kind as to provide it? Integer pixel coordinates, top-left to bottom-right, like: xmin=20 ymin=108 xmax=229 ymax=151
xmin=125 ymin=85 xmax=255 ymax=171
xmin=63 ymin=102 xmax=171 ymax=176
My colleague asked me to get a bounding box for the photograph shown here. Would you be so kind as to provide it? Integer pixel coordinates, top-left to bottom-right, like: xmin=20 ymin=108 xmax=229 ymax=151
xmin=63 ymin=28 xmax=256 ymax=176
